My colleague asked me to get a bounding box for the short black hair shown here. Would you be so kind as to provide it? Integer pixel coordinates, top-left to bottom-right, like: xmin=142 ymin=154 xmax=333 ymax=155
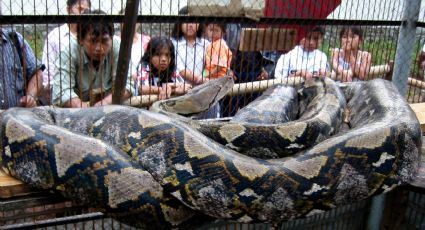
xmin=67 ymin=0 xmax=91 ymax=7
xmin=339 ymin=26 xmax=364 ymax=40
xmin=308 ymin=26 xmax=325 ymax=37
xmin=77 ymin=9 xmax=114 ymax=42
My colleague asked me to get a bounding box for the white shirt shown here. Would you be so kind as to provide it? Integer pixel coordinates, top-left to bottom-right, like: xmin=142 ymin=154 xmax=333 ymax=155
xmin=172 ymin=37 xmax=210 ymax=81
xmin=41 ymin=24 xmax=77 ymax=88
xmin=274 ymin=45 xmax=329 ymax=78
xmin=128 ymin=33 xmax=150 ymax=75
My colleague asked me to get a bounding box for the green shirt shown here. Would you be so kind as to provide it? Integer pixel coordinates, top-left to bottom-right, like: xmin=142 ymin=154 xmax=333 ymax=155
xmin=52 ymin=36 xmax=135 ymax=105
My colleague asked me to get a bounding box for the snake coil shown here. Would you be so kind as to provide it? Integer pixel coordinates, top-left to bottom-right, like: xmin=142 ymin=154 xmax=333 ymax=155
xmin=0 ymin=78 xmax=421 ymax=229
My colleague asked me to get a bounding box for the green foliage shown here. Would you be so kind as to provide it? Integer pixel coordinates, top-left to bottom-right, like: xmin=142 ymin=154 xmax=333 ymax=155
xmin=362 ymin=39 xmax=397 ymax=65
xmin=24 ymin=30 xmax=44 ymax=60
xmin=321 ymin=39 xmax=400 ymax=65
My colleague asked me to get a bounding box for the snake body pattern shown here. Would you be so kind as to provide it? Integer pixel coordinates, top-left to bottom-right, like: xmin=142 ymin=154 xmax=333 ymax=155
xmin=179 ymin=78 xmax=347 ymax=158
xmin=0 ymin=77 xmax=421 ymax=229
xmin=231 ymin=84 xmax=299 ymax=124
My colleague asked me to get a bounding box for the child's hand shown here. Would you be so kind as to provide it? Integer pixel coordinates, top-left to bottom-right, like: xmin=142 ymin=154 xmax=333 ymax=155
xmin=173 ymin=83 xmax=192 ymax=94
xmin=159 ymin=84 xmax=172 ymax=100
xmin=341 ymin=70 xmax=353 ymax=82
xmin=256 ymin=68 xmax=269 ymax=80
xmin=297 ymin=70 xmax=314 ymax=79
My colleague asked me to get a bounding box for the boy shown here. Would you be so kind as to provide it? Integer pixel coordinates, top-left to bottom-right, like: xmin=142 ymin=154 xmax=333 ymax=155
xmin=52 ymin=9 xmax=134 ymax=108
xmin=274 ymin=26 xmax=329 ymax=79
xmin=203 ymin=23 xmax=233 ymax=79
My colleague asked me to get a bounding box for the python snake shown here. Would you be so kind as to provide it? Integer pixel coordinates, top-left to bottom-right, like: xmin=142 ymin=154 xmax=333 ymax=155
xmin=0 ymin=77 xmax=421 ymax=229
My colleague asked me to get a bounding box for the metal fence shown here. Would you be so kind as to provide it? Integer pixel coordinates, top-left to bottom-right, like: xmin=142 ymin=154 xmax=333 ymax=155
xmin=2 ymin=186 xmax=425 ymax=229
xmin=1 ymin=0 xmax=425 ymax=229
xmin=0 ymin=0 xmax=424 ymax=112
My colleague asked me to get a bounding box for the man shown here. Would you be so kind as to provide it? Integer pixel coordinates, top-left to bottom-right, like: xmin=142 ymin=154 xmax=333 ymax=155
xmin=41 ymin=0 xmax=91 ymax=104
xmin=52 ymin=9 xmax=134 ymax=108
xmin=0 ymin=29 xmax=44 ymax=109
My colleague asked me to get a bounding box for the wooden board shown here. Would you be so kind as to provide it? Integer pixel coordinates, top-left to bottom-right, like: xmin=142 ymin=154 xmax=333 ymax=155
xmin=2 ymin=102 xmax=425 ymax=198
xmin=239 ymin=28 xmax=297 ymax=52
xmin=0 ymin=169 xmax=38 ymax=198
xmin=409 ymin=103 xmax=425 ymax=131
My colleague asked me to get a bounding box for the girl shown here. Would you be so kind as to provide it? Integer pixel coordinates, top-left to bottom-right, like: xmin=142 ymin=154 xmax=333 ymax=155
xmin=136 ymin=37 xmax=191 ymax=100
xmin=171 ymin=7 xmax=219 ymax=119
xmin=203 ymin=22 xmax=233 ymax=79
xmin=331 ymin=27 xmax=372 ymax=82
xmin=171 ymin=7 xmax=209 ymax=85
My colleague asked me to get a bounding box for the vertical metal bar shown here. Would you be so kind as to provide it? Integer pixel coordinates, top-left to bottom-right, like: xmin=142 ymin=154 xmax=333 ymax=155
xmin=392 ymin=0 xmax=421 ymax=96
xmin=367 ymin=193 xmax=386 ymax=230
xmin=112 ymin=0 xmax=139 ymax=104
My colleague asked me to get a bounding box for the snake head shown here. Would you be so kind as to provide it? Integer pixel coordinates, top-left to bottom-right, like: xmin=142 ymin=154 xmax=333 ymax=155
xmin=151 ymin=76 xmax=234 ymax=116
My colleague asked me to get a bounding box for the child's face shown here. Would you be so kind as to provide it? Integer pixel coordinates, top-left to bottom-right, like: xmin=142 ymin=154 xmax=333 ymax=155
xmin=151 ymin=46 xmax=171 ymax=72
xmin=67 ymin=0 xmax=90 ymax=15
xmin=181 ymin=23 xmax=199 ymax=38
xmin=81 ymin=31 xmax=112 ymax=62
xmin=301 ymin=31 xmax=323 ymax=52
xmin=341 ymin=30 xmax=361 ymax=51
xmin=206 ymin=24 xmax=223 ymax=41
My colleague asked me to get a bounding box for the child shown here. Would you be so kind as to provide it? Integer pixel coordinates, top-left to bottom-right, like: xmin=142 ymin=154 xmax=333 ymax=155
xmin=136 ymin=37 xmax=191 ymax=100
xmin=137 ymin=37 xmax=191 ymax=99
xmin=203 ymin=23 xmax=233 ymax=79
xmin=331 ymin=26 xmax=372 ymax=82
xmin=274 ymin=26 xmax=329 ymax=79
xmin=171 ymin=7 xmax=210 ymax=85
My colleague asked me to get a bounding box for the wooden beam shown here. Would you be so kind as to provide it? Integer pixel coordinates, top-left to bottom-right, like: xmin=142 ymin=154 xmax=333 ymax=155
xmin=124 ymin=77 xmax=304 ymax=107
xmin=409 ymin=103 xmax=425 ymax=131
xmin=0 ymin=169 xmax=38 ymax=198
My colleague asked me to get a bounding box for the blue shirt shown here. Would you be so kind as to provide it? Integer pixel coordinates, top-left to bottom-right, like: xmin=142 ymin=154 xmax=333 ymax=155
xmin=0 ymin=30 xmax=41 ymax=109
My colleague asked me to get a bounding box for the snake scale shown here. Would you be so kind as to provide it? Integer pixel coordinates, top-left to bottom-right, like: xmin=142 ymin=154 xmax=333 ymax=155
xmin=0 ymin=77 xmax=421 ymax=229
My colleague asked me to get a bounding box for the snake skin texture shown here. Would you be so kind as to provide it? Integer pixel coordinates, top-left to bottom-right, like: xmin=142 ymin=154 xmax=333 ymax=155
xmin=231 ymin=84 xmax=299 ymax=124
xmin=186 ymin=78 xmax=347 ymax=158
xmin=0 ymin=78 xmax=421 ymax=229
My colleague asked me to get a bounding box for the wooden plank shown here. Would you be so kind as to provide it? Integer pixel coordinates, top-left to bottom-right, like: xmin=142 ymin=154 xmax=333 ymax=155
xmin=1 ymin=103 xmax=425 ymax=198
xmin=0 ymin=169 xmax=39 ymax=198
xmin=409 ymin=103 xmax=425 ymax=131
xmin=239 ymin=28 xmax=297 ymax=52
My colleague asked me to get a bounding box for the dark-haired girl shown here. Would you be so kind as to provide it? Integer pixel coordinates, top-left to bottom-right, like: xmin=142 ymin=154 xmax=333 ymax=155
xmin=136 ymin=37 xmax=191 ymax=100
xmin=171 ymin=8 xmax=209 ymax=85
xmin=331 ymin=27 xmax=372 ymax=82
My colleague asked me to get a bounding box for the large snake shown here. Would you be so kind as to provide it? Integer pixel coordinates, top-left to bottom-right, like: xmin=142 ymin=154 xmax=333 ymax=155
xmin=0 ymin=77 xmax=421 ymax=229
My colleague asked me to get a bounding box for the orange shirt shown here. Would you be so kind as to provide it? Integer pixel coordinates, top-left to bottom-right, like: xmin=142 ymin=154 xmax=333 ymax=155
xmin=204 ymin=38 xmax=233 ymax=78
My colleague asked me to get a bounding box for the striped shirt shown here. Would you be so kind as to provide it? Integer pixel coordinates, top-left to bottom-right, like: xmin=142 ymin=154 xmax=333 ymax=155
xmin=0 ymin=30 xmax=40 ymax=109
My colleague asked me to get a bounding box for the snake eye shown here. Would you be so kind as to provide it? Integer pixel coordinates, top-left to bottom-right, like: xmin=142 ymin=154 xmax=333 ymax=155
xmin=166 ymin=101 xmax=176 ymax=106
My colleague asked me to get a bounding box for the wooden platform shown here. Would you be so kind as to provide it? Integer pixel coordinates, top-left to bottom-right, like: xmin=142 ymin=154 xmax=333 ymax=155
xmin=0 ymin=168 xmax=37 ymax=198
xmin=2 ymin=103 xmax=425 ymax=199
xmin=410 ymin=103 xmax=425 ymax=131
